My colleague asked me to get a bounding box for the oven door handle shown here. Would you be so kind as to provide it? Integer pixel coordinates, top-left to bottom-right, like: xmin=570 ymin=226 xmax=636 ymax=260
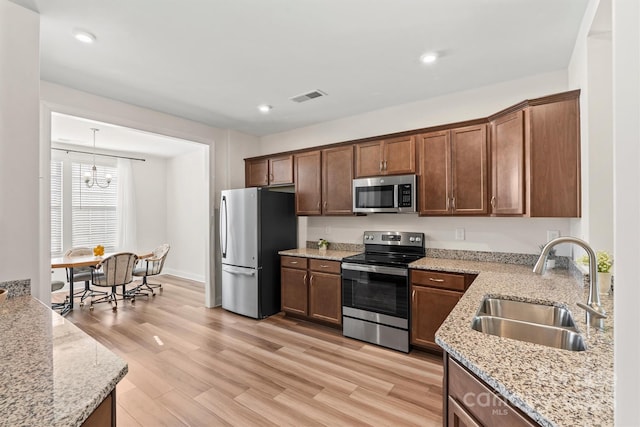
xmin=341 ymin=263 xmax=408 ymax=277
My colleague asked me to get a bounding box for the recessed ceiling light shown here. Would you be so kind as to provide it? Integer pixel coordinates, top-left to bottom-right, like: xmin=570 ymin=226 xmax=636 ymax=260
xmin=420 ymin=52 xmax=438 ymax=64
xmin=258 ymin=104 xmax=273 ymax=113
xmin=72 ymin=29 xmax=96 ymax=44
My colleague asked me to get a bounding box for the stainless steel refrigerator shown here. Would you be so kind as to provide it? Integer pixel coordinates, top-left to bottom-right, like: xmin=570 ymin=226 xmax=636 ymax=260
xmin=219 ymin=187 xmax=297 ymax=319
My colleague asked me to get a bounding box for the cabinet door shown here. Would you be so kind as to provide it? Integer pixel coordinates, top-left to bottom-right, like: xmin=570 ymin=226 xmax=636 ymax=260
xmin=527 ymin=98 xmax=580 ymax=217
xmin=491 ymin=111 xmax=525 ymax=215
xmin=451 ymin=125 xmax=488 ymax=215
xmin=295 ymin=150 xmax=322 ymax=215
xmin=269 ymin=155 xmax=294 ymax=186
xmin=355 ymin=141 xmax=384 ymax=177
xmin=448 ymin=397 xmax=482 ymax=427
xmin=322 ymin=145 xmax=354 ymax=215
xmin=308 ymin=272 xmax=342 ymax=325
xmin=411 ymin=285 xmax=462 ymax=350
xmin=245 ymin=159 xmax=269 ymax=187
xmin=281 ymin=267 xmax=308 ymax=316
xmin=383 ymin=135 xmax=416 ymax=175
xmin=418 ymin=130 xmax=451 ymax=215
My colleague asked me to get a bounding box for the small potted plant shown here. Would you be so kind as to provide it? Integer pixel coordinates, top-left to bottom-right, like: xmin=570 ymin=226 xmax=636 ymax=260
xmin=539 ymin=245 xmax=557 ymax=269
xmin=317 ymin=238 xmax=329 ymax=253
xmin=579 ymin=251 xmax=613 ymax=294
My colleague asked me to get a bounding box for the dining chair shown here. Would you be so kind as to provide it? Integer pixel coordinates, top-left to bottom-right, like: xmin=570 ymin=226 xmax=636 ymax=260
xmin=89 ymin=252 xmax=138 ymax=312
xmin=130 ymin=243 xmax=170 ymax=298
xmin=64 ymin=246 xmax=107 ymax=306
xmin=51 ymin=279 xmax=70 ymax=315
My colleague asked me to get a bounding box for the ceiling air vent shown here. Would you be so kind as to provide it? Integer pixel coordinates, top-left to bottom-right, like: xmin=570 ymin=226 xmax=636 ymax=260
xmin=290 ymin=90 xmax=327 ymax=103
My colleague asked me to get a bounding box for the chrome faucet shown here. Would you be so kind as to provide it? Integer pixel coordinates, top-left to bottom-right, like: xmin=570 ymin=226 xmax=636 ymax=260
xmin=534 ymin=236 xmax=607 ymax=330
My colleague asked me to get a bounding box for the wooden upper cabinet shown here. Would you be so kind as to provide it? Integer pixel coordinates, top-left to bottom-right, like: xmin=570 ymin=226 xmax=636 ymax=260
xmin=418 ymin=130 xmax=451 ymax=215
xmin=355 ymin=136 xmax=416 ymax=177
xmin=245 ymin=158 xmax=269 ymax=187
xmin=418 ymin=125 xmax=487 ymax=215
xmin=322 ymin=145 xmax=354 ymax=215
xmin=526 ymin=97 xmax=581 ymax=217
xmin=294 ymin=150 xmax=322 ymax=215
xmin=245 ymin=155 xmax=293 ymax=187
xmin=451 ymin=125 xmax=488 ymax=215
xmin=490 ymin=110 xmax=525 ymax=215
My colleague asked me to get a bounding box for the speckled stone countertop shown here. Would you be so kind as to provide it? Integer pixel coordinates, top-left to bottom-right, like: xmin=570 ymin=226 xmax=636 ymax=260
xmin=411 ymin=258 xmax=614 ymax=427
xmin=0 ymin=296 xmax=128 ymax=426
xmin=279 ymin=248 xmax=361 ymax=261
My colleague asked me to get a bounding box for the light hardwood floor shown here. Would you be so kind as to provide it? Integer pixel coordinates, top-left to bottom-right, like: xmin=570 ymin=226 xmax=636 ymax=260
xmin=56 ymin=275 xmax=444 ymax=426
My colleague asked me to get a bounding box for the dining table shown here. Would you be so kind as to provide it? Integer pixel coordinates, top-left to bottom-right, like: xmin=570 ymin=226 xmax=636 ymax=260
xmin=51 ymin=251 xmax=151 ymax=310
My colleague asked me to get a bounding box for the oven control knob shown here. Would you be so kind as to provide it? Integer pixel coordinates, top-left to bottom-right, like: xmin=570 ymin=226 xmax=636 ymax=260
xmin=415 ymin=237 xmax=422 ymax=242
xmin=409 ymin=237 xmax=415 ymax=242
xmin=367 ymin=234 xmax=374 ymax=240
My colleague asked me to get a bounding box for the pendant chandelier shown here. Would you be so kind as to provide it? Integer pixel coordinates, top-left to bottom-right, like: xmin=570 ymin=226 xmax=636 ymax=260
xmin=83 ymin=128 xmax=112 ymax=188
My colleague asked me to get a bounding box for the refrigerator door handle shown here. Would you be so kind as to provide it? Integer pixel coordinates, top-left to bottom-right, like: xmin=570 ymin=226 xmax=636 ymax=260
xmin=220 ymin=195 xmax=228 ymax=258
xmin=222 ymin=265 xmax=256 ymax=276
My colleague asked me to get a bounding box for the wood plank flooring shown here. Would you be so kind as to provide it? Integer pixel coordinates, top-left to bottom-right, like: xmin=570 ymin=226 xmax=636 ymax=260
xmin=55 ymin=275 xmax=444 ymax=426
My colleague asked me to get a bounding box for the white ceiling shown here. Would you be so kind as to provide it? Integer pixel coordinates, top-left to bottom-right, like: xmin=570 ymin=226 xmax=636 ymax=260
xmin=13 ymin=0 xmax=589 ymax=137
xmin=51 ymin=112 xmax=202 ymax=158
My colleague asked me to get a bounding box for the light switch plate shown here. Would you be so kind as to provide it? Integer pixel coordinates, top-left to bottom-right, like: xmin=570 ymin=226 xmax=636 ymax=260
xmin=455 ymin=228 xmax=465 ymax=241
xmin=547 ymin=230 xmax=560 ymax=242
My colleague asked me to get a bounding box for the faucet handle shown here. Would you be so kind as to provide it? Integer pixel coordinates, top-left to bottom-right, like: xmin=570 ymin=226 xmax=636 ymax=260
xmin=577 ymin=302 xmax=607 ymax=319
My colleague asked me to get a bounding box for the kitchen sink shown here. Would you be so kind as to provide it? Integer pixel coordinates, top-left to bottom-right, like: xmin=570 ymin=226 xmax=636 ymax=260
xmin=477 ymin=297 xmax=577 ymax=329
xmin=471 ymin=315 xmax=586 ymax=351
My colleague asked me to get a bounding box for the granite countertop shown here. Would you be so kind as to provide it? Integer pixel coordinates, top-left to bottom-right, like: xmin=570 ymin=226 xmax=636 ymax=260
xmin=0 ymin=296 xmax=128 ymax=426
xmin=412 ymin=258 xmax=614 ymax=427
xmin=279 ymin=248 xmax=361 ymax=261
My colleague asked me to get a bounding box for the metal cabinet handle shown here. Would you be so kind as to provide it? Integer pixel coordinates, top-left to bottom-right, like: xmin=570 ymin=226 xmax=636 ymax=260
xmin=270 ymin=173 xmax=274 ymax=182
xmin=379 ymin=161 xmax=383 ymax=172
xmin=323 ymin=201 xmax=327 ymax=209
xmin=429 ymin=278 xmax=445 ymax=283
xmin=320 ymin=264 xmax=329 ymax=268
xmin=446 ymin=197 xmax=450 ymax=211
xmin=451 ymin=197 xmax=456 ymax=210
xmin=412 ymin=289 xmax=416 ymax=302
xmin=383 ymin=160 xmax=387 ymax=170
xmin=317 ymin=201 xmax=320 ymax=209
xmin=290 ymin=261 xmax=298 ymax=265
xmin=310 ymin=275 xmax=314 ymax=286
xmin=491 ymin=196 xmax=496 ymax=208
xmin=303 ymin=273 xmax=308 ymax=283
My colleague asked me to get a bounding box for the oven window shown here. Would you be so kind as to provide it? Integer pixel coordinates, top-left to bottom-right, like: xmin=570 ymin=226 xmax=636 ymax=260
xmin=355 ymin=185 xmax=394 ymax=208
xmin=342 ymin=270 xmax=408 ymax=318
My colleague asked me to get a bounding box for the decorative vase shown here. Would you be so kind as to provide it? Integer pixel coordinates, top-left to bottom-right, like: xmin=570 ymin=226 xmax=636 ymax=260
xmin=597 ymin=272 xmax=612 ymax=295
xmin=319 ymin=245 xmax=328 ymax=253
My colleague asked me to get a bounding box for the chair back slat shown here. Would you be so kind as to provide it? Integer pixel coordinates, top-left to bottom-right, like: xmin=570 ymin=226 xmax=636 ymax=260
xmin=145 ymin=244 xmax=170 ymax=275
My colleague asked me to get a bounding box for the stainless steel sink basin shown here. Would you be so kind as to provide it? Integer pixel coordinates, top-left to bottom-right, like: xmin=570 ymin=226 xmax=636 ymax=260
xmin=471 ymin=315 xmax=586 ymax=351
xmin=477 ymin=297 xmax=577 ymax=329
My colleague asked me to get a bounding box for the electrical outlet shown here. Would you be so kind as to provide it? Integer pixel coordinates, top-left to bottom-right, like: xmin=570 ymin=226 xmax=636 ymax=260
xmin=547 ymin=230 xmax=560 ymax=242
xmin=325 ymin=226 xmax=331 ymax=235
xmin=455 ymin=228 xmax=465 ymax=241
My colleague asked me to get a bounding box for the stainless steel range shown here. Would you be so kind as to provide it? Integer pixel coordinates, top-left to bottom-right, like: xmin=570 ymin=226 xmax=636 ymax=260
xmin=341 ymin=231 xmax=425 ymax=353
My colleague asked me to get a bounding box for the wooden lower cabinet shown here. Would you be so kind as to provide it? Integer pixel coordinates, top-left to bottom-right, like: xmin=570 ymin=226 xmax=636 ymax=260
xmin=281 ymin=256 xmax=342 ymax=326
xmin=444 ymin=355 xmax=537 ymax=427
xmin=81 ymin=390 xmax=115 ymax=427
xmin=410 ymin=270 xmax=475 ymax=351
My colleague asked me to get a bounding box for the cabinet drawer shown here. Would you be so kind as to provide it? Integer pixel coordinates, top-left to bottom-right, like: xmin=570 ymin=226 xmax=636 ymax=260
xmin=411 ymin=270 xmax=466 ymax=291
xmin=281 ymin=256 xmax=308 ymax=270
xmin=309 ymin=259 xmax=341 ymax=274
xmin=448 ymin=359 xmax=537 ymax=427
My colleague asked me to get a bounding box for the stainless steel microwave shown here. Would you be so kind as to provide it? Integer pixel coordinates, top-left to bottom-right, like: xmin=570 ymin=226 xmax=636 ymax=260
xmin=352 ymin=174 xmax=417 ymax=214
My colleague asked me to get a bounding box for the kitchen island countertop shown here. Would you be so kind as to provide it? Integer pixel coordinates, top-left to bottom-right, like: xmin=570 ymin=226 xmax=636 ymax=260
xmin=0 ymin=296 xmax=127 ymax=426
xmin=411 ymin=257 xmax=613 ymax=427
xmin=279 ymin=248 xmax=361 ymax=261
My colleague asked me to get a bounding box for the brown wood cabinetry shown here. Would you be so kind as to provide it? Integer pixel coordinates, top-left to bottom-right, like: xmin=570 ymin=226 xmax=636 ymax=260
xmin=489 ymin=93 xmax=581 ymax=217
xmin=355 ymin=135 xmax=416 ymax=177
xmin=295 ymin=146 xmax=354 ymax=216
xmin=410 ymin=270 xmax=475 ymax=351
xmin=444 ymin=355 xmax=537 ymax=427
xmin=322 ymin=145 xmax=354 ymax=215
xmin=245 ymin=155 xmax=293 ymax=187
xmin=418 ymin=125 xmax=488 ymax=215
xmin=281 ymin=256 xmax=342 ymax=326
xmin=81 ymin=390 xmax=115 ymax=427
xmin=490 ymin=110 xmax=525 ymax=215
xmin=295 ymin=150 xmax=322 ymax=215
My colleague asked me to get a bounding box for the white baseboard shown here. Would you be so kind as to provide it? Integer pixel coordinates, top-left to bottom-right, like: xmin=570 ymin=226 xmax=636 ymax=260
xmin=162 ymin=268 xmax=205 ymax=283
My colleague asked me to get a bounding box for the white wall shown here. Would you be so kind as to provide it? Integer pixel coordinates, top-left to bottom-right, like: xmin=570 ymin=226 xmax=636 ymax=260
xmin=612 ymin=0 xmax=640 ymax=422
xmin=165 ymin=147 xmax=208 ymax=281
xmin=133 ymin=155 xmax=168 ymax=254
xmin=0 ymin=2 xmax=40 ymax=295
xmin=260 ymin=71 xmax=573 ymax=254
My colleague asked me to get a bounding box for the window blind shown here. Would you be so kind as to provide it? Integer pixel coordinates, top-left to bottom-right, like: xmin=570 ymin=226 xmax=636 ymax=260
xmin=71 ymin=163 xmax=118 ymax=252
xmin=50 ymin=160 xmax=63 ymax=256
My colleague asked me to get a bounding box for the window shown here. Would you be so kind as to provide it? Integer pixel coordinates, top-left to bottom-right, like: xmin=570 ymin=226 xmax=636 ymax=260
xmin=71 ymin=163 xmax=118 ymax=252
xmin=50 ymin=160 xmax=63 ymax=255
